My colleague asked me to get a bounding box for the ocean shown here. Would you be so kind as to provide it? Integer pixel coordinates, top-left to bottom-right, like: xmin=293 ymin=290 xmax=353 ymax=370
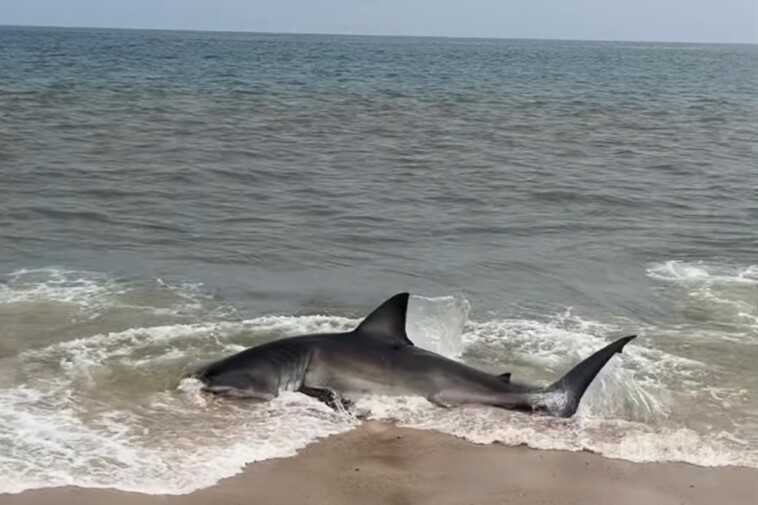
xmin=0 ymin=25 xmax=756 ymax=494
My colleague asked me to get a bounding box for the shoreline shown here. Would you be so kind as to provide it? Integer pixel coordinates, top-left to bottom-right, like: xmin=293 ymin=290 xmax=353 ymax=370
xmin=2 ymin=422 xmax=756 ymax=505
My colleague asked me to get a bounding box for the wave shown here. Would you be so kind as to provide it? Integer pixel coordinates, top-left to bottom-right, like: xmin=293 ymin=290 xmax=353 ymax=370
xmin=0 ymin=268 xmax=755 ymax=495
xmin=647 ymin=260 xmax=758 ymax=337
xmin=647 ymin=261 xmax=758 ymax=285
xmin=0 ymin=267 xmax=235 ymax=322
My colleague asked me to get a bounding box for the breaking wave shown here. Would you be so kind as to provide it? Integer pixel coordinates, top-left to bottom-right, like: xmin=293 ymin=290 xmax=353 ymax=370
xmin=647 ymin=260 xmax=758 ymax=334
xmin=0 ymin=267 xmax=755 ymax=495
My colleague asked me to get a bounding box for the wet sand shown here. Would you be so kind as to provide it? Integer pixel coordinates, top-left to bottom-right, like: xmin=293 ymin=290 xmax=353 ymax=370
xmin=2 ymin=422 xmax=756 ymax=505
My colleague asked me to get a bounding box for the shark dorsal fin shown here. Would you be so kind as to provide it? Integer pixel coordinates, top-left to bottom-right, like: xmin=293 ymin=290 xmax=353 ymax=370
xmin=498 ymin=372 xmax=511 ymax=382
xmin=354 ymin=293 xmax=414 ymax=346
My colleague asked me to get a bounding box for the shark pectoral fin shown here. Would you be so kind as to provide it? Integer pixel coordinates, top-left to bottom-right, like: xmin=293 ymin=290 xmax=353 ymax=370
xmin=299 ymin=386 xmax=353 ymax=412
xmin=497 ymin=372 xmax=511 ymax=382
xmin=427 ymin=394 xmax=455 ymax=408
xmin=353 ymin=293 xmax=415 ymax=346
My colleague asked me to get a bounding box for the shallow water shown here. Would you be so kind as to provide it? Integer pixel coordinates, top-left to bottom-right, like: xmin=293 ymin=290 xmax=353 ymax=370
xmin=0 ymin=26 xmax=756 ymax=494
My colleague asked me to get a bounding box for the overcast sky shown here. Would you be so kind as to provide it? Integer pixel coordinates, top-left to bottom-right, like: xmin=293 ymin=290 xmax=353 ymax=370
xmin=2 ymin=0 xmax=757 ymax=44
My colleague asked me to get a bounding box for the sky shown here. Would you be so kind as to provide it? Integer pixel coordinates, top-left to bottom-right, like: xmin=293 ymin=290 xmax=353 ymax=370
xmin=1 ymin=0 xmax=757 ymax=44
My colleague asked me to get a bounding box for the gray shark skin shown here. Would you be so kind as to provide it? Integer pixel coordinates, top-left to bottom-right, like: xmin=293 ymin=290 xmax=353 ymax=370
xmin=193 ymin=293 xmax=635 ymax=418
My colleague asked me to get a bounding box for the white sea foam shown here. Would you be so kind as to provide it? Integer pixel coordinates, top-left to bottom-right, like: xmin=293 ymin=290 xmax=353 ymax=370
xmin=0 ymin=267 xmax=229 ymax=320
xmin=647 ymin=261 xmax=758 ymax=285
xmin=0 ymin=278 xmax=755 ymax=495
xmin=406 ymin=295 xmax=470 ymax=357
xmin=0 ymin=268 xmax=119 ymax=310
xmin=359 ymin=395 xmax=755 ymax=467
xmin=0 ymin=385 xmax=356 ymax=494
xmin=647 ymin=260 xmax=758 ymax=332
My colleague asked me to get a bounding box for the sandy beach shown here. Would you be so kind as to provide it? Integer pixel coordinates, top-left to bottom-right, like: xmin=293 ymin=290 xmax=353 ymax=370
xmin=3 ymin=422 xmax=755 ymax=505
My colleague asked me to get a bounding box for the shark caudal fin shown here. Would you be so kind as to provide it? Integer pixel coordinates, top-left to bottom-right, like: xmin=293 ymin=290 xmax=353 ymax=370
xmin=545 ymin=335 xmax=636 ymax=418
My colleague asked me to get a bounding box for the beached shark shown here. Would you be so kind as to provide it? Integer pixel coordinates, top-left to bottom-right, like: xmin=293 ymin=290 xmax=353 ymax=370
xmin=192 ymin=293 xmax=635 ymax=417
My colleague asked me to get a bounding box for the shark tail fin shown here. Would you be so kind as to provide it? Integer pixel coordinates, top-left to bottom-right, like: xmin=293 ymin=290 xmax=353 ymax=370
xmin=544 ymin=335 xmax=636 ymax=418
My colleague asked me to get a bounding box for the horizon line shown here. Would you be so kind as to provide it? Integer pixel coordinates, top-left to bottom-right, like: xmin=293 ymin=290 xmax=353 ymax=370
xmin=2 ymin=23 xmax=756 ymax=46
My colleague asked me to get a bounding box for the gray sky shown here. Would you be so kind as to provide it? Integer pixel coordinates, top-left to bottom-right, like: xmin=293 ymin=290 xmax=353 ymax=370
xmin=2 ymin=0 xmax=757 ymax=43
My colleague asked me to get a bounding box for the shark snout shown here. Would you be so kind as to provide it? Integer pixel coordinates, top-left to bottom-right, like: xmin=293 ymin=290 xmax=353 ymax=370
xmin=192 ymin=364 xmax=277 ymax=401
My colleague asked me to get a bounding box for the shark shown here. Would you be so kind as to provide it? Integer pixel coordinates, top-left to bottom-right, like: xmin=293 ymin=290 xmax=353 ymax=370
xmin=193 ymin=293 xmax=634 ymax=417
